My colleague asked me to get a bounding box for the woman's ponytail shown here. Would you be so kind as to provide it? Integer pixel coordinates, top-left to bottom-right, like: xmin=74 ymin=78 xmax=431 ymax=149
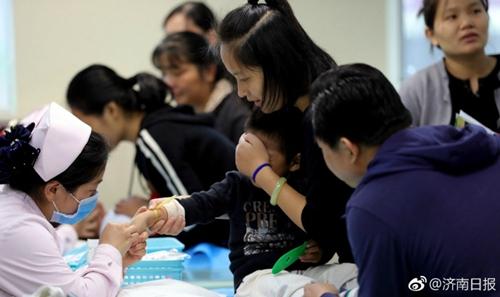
xmin=265 ymin=0 xmax=294 ymax=19
xmin=127 ymin=73 xmax=168 ymax=113
xmin=67 ymin=64 xmax=168 ymax=116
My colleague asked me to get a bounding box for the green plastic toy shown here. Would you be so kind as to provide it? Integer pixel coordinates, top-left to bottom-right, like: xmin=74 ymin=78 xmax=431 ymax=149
xmin=271 ymin=242 xmax=308 ymax=274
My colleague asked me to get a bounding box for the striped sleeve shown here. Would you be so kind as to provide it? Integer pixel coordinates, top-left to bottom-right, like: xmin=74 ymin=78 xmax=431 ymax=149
xmin=137 ymin=129 xmax=188 ymax=195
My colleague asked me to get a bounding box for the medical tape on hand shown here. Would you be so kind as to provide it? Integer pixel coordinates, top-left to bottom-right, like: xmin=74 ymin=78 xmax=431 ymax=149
xmin=151 ymin=196 xmax=185 ymax=221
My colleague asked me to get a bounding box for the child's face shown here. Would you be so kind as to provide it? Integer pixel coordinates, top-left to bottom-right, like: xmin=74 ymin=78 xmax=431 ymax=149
xmin=251 ymin=130 xmax=291 ymax=177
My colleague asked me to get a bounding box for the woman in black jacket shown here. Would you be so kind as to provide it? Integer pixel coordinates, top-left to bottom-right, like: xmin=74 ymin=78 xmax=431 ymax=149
xmin=66 ymin=64 xmax=235 ymax=247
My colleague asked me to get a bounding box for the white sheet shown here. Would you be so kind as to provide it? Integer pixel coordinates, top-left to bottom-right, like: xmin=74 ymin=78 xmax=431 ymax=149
xmin=118 ymin=279 xmax=224 ymax=297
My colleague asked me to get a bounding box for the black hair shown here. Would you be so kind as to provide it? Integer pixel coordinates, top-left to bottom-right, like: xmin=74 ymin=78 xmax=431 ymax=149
xmin=418 ymin=0 xmax=488 ymax=29
xmin=163 ymin=1 xmax=217 ymax=32
xmin=1 ymin=124 xmax=108 ymax=197
xmin=66 ymin=64 xmax=168 ymax=115
xmin=245 ymin=107 xmax=303 ymax=163
xmin=152 ymin=32 xmax=225 ymax=82
xmin=218 ymin=0 xmax=336 ymax=111
xmin=312 ymin=63 xmax=412 ymax=148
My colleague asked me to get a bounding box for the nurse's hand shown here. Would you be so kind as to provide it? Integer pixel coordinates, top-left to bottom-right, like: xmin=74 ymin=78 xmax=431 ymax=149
xmin=303 ymin=283 xmax=339 ymax=297
xmin=100 ymin=223 xmax=138 ymax=256
xmin=236 ymin=133 xmax=269 ymax=177
xmin=123 ymin=231 xmax=148 ymax=267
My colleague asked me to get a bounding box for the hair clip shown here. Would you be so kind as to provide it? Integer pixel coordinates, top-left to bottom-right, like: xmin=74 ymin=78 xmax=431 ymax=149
xmin=316 ymin=87 xmax=334 ymax=101
xmin=132 ymin=83 xmax=141 ymax=92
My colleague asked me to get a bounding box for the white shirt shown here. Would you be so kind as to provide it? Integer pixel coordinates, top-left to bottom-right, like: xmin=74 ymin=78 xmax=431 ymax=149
xmin=0 ymin=186 xmax=122 ymax=297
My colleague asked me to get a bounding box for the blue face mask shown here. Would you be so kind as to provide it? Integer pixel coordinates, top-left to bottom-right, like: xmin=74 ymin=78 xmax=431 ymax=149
xmin=50 ymin=189 xmax=99 ymax=225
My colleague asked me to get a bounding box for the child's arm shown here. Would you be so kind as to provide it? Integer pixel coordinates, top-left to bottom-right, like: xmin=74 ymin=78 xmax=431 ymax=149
xmin=139 ymin=174 xmax=237 ymax=235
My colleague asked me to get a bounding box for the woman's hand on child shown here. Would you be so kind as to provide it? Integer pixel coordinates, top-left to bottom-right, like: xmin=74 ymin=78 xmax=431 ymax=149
xmin=100 ymin=223 xmax=138 ymax=256
xmin=304 ymin=283 xmax=339 ymax=297
xmin=123 ymin=231 xmax=148 ymax=267
xmin=300 ymin=240 xmax=322 ymax=263
xmin=236 ymin=133 xmax=269 ymax=177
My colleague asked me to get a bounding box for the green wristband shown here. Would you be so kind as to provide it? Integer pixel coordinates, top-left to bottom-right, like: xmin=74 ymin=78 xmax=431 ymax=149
xmin=270 ymin=177 xmax=287 ymax=206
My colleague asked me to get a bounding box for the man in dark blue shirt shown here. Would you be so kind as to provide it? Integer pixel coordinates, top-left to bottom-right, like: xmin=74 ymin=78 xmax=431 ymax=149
xmin=306 ymin=63 xmax=500 ymax=297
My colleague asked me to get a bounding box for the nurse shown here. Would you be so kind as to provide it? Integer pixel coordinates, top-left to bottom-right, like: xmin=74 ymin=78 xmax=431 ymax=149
xmin=0 ymin=103 xmax=147 ymax=297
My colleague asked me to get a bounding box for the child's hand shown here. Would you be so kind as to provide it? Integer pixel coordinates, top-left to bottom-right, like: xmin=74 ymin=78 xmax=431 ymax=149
xmin=147 ymin=198 xmax=186 ymax=235
xmin=304 ymin=283 xmax=339 ymax=297
xmin=300 ymin=240 xmax=322 ymax=263
xmin=149 ymin=215 xmax=186 ymax=236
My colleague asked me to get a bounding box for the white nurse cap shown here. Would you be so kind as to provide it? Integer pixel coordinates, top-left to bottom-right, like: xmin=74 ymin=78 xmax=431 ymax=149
xmin=21 ymin=102 xmax=91 ymax=181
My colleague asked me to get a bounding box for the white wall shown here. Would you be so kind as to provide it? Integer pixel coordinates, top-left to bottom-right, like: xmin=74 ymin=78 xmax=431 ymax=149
xmin=13 ymin=0 xmax=390 ymax=209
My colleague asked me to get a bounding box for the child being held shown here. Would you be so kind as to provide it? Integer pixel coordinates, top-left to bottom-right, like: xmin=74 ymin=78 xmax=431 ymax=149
xmin=131 ymin=107 xmax=320 ymax=288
